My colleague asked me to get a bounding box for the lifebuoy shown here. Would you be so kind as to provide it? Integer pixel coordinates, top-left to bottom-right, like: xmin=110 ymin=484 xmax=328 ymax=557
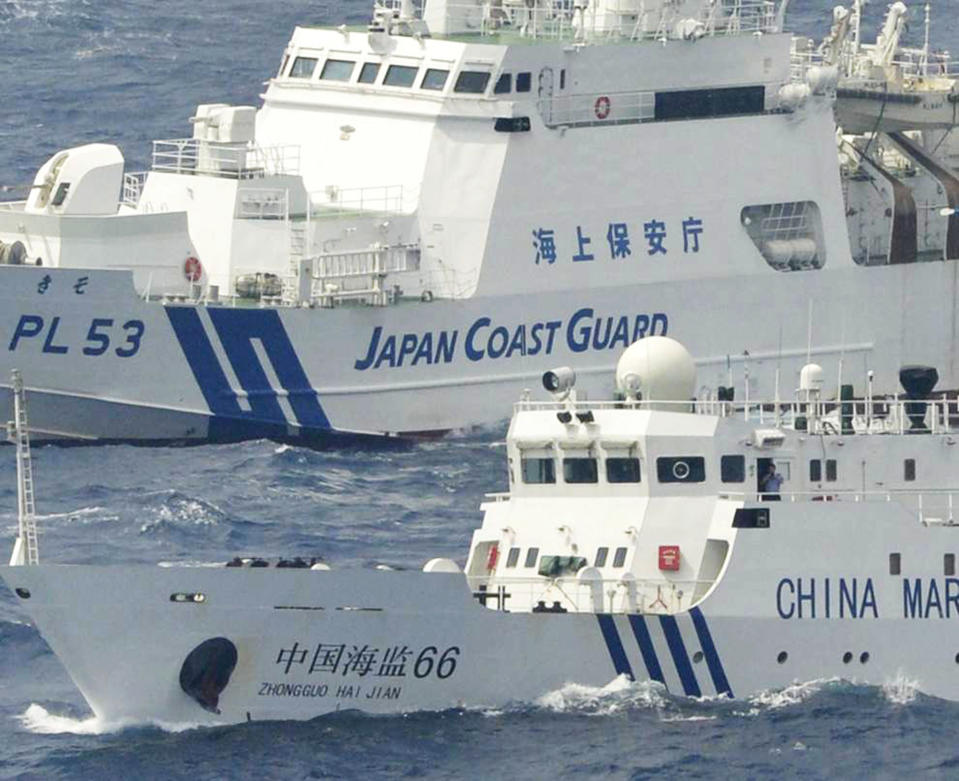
xmin=184 ymin=256 xmax=203 ymax=282
xmin=486 ymin=544 xmax=499 ymax=572
xmin=594 ymin=95 xmax=611 ymax=120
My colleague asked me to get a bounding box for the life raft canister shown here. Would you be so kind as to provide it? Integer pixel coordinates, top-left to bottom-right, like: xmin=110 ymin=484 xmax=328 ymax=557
xmin=486 ymin=543 xmax=499 ymax=572
xmin=184 ymin=255 xmax=203 ymax=282
xmin=594 ymin=95 xmax=611 ymax=120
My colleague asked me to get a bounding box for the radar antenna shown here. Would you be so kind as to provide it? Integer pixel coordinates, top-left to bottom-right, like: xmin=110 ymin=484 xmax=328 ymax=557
xmin=7 ymin=370 xmax=38 ymax=566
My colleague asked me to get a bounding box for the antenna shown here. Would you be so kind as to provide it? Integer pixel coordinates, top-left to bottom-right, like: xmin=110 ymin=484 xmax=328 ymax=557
xmin=775 ymin=325 xmax=783 ymax=427
xmin=836 ymin=315 xmax=847 ymax=406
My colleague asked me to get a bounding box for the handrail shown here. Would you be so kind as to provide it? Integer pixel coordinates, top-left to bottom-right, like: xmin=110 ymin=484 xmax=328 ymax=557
xmin=514 ymin=395 xmax=959 ymax=436
xmin=467 ymin=573 xmax=713 ymax=614
xmin=151 ymin=139 xmax=301 ymax=178
xmin=428 ymin=0 xmax=784 ymax=42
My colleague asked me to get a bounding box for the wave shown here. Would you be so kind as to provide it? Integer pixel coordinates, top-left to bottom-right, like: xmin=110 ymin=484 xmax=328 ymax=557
xmin=533 ymin=674 xmax=670 ymax=716
xmin=740 ymin=677 xmax=840 ymax=715
xmin=881 ymin=671 xmax=920 ymax=705
xmin=137 ymin=491 xmax=227 ymax=534
xmin=18 ymin=703 xmax=204 ymax=736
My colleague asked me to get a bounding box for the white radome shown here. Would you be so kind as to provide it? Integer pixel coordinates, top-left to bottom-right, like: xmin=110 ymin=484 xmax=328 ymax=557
xmin=615 ymin=336 xmax=696 ymax=402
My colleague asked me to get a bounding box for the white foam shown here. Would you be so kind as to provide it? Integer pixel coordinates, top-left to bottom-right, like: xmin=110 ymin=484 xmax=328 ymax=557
xmin=18 ymin=704 xmax=206 ymax=735
xmin=739 ymin=677 xmax=838 ymax=715
xmin=535 ymin=674 xmax=669 ymax=715
xmin=19 ymin=704 xmax=110 ymax=735
xmin=882 ymin=671 xmax=919 ymax=705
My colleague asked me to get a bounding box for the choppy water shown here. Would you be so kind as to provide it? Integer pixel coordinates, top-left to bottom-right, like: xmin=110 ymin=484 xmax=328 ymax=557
xmin=2 ymin=0 xmax=959 ymax=778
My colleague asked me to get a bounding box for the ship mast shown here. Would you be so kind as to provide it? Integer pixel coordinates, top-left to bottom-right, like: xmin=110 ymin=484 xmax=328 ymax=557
xmin=7 ymin=370 xmax=39 ymax=566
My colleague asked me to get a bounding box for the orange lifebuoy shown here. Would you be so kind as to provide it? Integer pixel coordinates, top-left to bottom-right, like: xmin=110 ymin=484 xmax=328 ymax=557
xmin=486 ymin=544 xmax=499 ymax=572
xmin=184 ymin=256 xmax=203 ymax=282
xmin=594 ymin=95 xmax=611 ymax=120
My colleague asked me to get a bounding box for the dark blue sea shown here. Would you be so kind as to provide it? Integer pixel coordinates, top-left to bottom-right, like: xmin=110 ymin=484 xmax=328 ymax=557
xmin=2 ymin=1 xmax=959 ymax=778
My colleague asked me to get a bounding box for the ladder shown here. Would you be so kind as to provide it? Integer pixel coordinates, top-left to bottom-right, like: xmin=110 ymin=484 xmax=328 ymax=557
xmin=7 ymin=370 xmax=39 ymax=566
xmin=281 ymin=220 xmax=309 ymax=305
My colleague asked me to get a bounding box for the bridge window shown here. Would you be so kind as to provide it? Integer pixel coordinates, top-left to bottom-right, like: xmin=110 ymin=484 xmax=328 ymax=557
xmin=521 ymin=457 xmax=555 ymax=484
xmin=421 ymin=68 xmax=449 ymax=91
xmin=613 ymin=547 xmax=628 ymax=567
xmin=564 ymin=457 xmax=598 ymax=484
xmin=594 ymin=547 xmax=609 ymax=567
xmin=946 ymin=553 xmax=956 ymax=577
xmin=810 ymin=459 xmax=822 ymax=482
xmin=320 ymin=59 xmax=355 ymax=82
xmin=506 ymin=547 xmax=521 ymax=568
xmin=656 ymin=456 xmax=705 ymax=483
xmin=454 ymin=71 xmax=491 ymax=94
xmin=742 ymin=201 xmax=825 ymax=272
xmin=826 ymin=459 xmax=837 ymax=482
xmin=524 ymin=547 xmax=539 ymax=568
xmin=358 ymin=62 xmax=380 ymax=84
xmin=538 ymin=555 xmax=587 ymax=578
xmin=516 ymin=72 xmax=531 ymax=93
xmin=289 ymin=56 xmax=318 ymax=79
xmin=494 ymin=73 xmax=511 ymax=94
xmin=721 ymin=455 xmax=745 ymax=483
xmin=606 ymin=457 xmax=641 ymax=483
xmin=904 ymin=458 xmax=916 ymax=481
xmin=384 ymin=65 xmax=419 ymax=88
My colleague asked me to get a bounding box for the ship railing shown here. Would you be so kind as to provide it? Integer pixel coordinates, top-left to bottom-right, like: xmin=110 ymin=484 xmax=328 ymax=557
xmin=151 ymin=139 xmax=301 ymax=179
xmin=121 ymin=172 xmax=148 ymax=208
xmin=0 ymin=200 xmax=26 ymax=212
xmin=544 ymin=90 xmax=655 ymax=128
xmin=793 ymin=40 xmax=959 ymax=84
xmin=515 ymin=396 xmax=959 ymax=436
xmin=311 ymin=184 xmax=412 ymax=216
xmin=428 ymin=0 xmax=782 ymax=42
xmin=467 ymin=574 xmax=713 ymax=615
xmin=720 ymin=489 xmax=959 ymax=524
xmin=301 ymin=244 xmax=420 ymax=307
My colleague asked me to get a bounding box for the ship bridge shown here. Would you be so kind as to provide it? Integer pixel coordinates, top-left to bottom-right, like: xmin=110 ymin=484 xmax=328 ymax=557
xmin=466 ymin=339 xmax=959 ymax=618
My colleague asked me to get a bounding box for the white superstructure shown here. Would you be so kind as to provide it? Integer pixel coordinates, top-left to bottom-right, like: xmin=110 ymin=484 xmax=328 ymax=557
xmin=6 ymin=338 xmax=959 ymax=723
xmin=1 ymin=0 xmax=959 ymax=442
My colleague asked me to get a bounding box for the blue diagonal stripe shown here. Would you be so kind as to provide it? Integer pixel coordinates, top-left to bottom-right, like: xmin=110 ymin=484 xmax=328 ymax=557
xmin=596 ymin=615 xmax=634 ymax=680
xmin=626 ymin=614 xmax=665 ymax=686
xmin=659 ymin=615 xmax=701 ymax=697
xmin=165 ymin=307 xmax=244 ymax=418
xmin=690 ymin=607 xmax=733 ymax=697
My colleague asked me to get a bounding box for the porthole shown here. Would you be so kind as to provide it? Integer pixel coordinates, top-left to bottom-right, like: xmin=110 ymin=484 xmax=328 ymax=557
xmin=14 ymin=587 xmax=30 ymax=599
xmin=170 ymin=592 xmax=206 ymax=604
xmin=859 ymin=652 xmax=870 ymax=664
xmin=777 ymin=651 xmax=788 ymax=664
xmin=954 ymin=652 xmax=959 ymax=664
xmin=692 ymin=651 xmax=704 ymax=664
xmin=842 ymin=651 xmax=853 ymax=664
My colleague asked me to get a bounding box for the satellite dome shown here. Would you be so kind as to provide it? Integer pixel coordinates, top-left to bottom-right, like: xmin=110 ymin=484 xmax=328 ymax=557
xmin=615 ymin=337 xmax=696 ymax=402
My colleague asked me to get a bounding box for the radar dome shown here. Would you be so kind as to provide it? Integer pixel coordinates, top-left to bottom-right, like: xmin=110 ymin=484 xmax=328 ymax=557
xmin=615 ymin=337 xmax=696 ymax=402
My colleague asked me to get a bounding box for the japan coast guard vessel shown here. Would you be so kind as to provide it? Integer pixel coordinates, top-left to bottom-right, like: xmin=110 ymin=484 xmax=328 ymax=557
xmin=4 ymin=0 xmax=959 ymax=443
xmin=6 ymin=337 xmax=959 ymax=724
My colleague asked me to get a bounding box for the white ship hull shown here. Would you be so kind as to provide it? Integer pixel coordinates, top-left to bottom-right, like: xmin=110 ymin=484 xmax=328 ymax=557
xmin=3 ymin=502 xmax=958 ymax=724
xmin=1 ymin=259 xmax=958 ymax=442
